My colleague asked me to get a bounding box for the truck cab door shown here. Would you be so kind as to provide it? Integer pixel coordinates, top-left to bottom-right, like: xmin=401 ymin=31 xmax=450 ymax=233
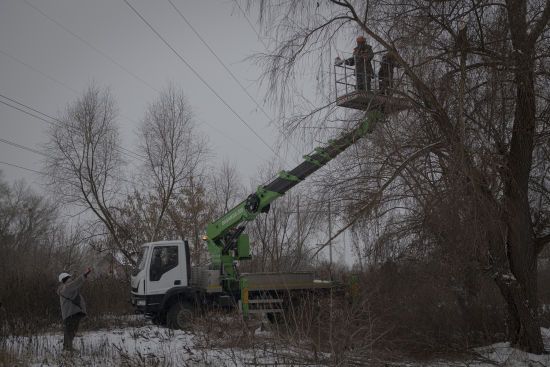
xmin=131 ymin=245 xmax=150 ymax=296
xmin=146 ymin=244 xmax=187 ymax=296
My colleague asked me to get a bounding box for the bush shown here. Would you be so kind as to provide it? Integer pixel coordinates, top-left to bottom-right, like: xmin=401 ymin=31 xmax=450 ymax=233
xmin=1 ymin=266 xmax=60 ymax=336
xmin=359 ymin=260 xmax=507 ymax=355
xmin=80 ymin=275 xmax=135 ymax=330
xmin=275 ymin=259 xmax=508 ymax=362
xmin=0 ymin=267 xmax=134 ymax=336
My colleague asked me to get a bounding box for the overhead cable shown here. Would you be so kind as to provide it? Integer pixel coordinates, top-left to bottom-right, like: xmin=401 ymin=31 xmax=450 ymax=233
xmin=122 ymin=0 xmax=282 ymax=160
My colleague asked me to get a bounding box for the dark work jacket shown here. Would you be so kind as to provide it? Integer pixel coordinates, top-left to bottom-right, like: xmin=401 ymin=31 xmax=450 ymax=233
xmin=345 ymin=43 xmax=374 ymax=75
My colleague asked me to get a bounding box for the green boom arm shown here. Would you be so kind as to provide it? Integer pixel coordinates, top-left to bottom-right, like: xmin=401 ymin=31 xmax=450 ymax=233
xmin=203 ymin=110 xmax=383 ymax=284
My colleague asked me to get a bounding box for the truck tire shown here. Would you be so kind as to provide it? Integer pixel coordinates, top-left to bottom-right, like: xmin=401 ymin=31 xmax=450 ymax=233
xmin=152 ymin=314 xmax=165 ymax=326
xmin=166 ymin=301 xmax=193 ymax=330
xmin=267 ymin=312 xmax=284 ymax=324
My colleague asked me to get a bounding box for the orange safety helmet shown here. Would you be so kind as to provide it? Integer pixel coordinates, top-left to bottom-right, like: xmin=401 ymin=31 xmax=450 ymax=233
xmin=356 ymin=36 xmax=366 ymax=44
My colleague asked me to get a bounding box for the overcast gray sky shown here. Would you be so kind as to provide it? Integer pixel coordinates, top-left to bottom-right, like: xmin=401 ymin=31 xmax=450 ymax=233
xmin=0 ymin=0 xmax=302 ymax=188
xmin=0 ymin=0 xmax=359 ymax=266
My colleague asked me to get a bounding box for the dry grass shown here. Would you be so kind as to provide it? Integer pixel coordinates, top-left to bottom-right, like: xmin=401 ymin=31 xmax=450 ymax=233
xmin=0 ymin=349 xmax=22 ymax=366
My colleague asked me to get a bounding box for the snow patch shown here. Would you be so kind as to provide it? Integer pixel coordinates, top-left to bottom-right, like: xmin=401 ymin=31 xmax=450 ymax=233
xmin=4 ymin=324 xmax=324 ymax=366
xmin=3 ymin=326 xmax=549 ymax=366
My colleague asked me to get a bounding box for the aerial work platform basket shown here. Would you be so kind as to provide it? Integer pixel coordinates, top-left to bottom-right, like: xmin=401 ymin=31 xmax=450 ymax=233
xmin=334 ymin=55 xmax=410 ymax=113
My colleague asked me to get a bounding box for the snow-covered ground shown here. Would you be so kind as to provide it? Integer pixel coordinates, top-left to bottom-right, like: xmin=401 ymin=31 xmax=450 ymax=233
xmin=2 ymin=322 xmax=549 ymax=366
xmin=2 ymin=318 xmax=326 ymax=366
xmin=4 ymin=326 xmax=295 ymax=366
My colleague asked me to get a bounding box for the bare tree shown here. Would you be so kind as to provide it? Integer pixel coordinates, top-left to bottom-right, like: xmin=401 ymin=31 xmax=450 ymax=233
xmin=111 ymin=190 xmax=173 ymax=250
xmin=166 ymin=175 xmax=215 ymax=264
xmin=248 ymin=0 xmax=550 ymax=353
xmin=208 ymin=160 xmax=245 ymax=217
xmin=138 ymin=85 xmax=209 ymax=242
xmin=243 ymin=161 xmax=324 ymax=272
xmin=247 ymin=189 xmax=322 ymax=272
xmin=44 ymin=84 xmax=135 ymax=262
xmin=0 ymin=174 xmax=58 ymax=264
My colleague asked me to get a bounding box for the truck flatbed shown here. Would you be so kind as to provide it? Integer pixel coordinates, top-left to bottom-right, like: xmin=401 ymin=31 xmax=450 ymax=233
xmin=241 ymin=272 xmax=333 ymax=291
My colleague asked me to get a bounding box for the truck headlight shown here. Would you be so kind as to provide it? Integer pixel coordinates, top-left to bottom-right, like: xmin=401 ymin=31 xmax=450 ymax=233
xmin=137 ymin=300 xmax=146 ymax=306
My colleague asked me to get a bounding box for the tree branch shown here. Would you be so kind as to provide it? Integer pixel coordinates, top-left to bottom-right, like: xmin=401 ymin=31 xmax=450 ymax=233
xmin=528 ymin=0 xmax=550 ymax=47
xmin=311 ymin=141 xmax=443 ymax=259
xmin=536 ymin=233 xmax=550 ymax=255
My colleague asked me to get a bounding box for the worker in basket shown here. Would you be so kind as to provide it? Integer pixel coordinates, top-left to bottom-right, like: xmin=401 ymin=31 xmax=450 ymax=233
xmin=335 ymin=36 xmax=374 ymax=91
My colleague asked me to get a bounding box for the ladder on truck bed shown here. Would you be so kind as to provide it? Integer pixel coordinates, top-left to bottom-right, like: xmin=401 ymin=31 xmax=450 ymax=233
xmin=239 ymin=272 xmax=332 ymax=318
xmin=246 ymin=295 xmax=284 ymax=315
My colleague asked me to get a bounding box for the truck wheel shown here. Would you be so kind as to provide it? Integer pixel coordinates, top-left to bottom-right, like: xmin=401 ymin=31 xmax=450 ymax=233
xmin=167 ymin=301 xmax=193 ymax=330
xmin=152 ymin=315 xmax=165 ymax=326
xmin=267 ymin=312 xmax=284 ymax=324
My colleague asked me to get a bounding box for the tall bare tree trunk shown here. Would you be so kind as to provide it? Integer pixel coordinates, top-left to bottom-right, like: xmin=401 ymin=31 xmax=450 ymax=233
xmin=497 ymin=0 xmax=544 ymax=353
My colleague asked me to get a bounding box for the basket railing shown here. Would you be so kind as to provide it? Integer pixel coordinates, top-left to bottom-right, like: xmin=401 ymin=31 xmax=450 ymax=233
xmin=334 ymin=52 xmax=409 ymax=101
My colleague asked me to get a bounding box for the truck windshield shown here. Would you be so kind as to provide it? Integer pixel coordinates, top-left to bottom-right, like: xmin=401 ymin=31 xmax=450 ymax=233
xmin=132 ymin=247 xmax=149 ymax=276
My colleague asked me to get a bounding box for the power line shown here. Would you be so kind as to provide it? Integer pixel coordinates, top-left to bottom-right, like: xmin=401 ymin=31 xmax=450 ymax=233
xmin=0 ymin=136 xmax=120 ymax=183
xmin=168 ymin=0 xmax=267 ymax=115
xmin=0 ymin=93 xmax=146 ymax=161
xmin=168 ymin=0 xmax=300 ymax=158
xmin=0 ymin=160 xmax=44 ymax=175
xmin=0 ymin=99 xmax=51 ymax=124
xmin=0 ymin=48 xmax=148 ymax=160
xmin=122 ymin=0 xmax=282 ymax=160
xmin=0 ymin=93 xmax=145 ymax=163
xmin=0 ymin=138 xmax=132 ymax=187
xmin=0 ymin=97 xmax=140 ymax=164
xmin=0 ymin=136 xmax=136 ymax=178
xmin=0 ymin=47 xmax=267 ymax=164
xmin=14 ymin=1 xmax=285 ymax=165
xmin=0 ymin=48 xmax=80 ymax=95
xmin=196 ymin=117 xmax=265 ymax=159
xmin=0 ymin=137 xmax=47 ymax=157
xmin=0 ymin=158 xmax=136 ymax=187
xmin=230 ymin=1 xmax=303 ymax=159
xmin=0 ymin=93 xmax=58 ymax=123
xmin=21 ymin=0 xmax=160 ymax=94
xmin=0 ymin=93 xmax=147 ymax=164
xmin=0 ymin=138 xmax=138 ymax=187
xmin=233 ymin=0 xmax=268 ymax=49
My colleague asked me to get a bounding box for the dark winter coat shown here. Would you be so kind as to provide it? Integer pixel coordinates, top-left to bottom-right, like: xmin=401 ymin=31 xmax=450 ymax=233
xmin=378 ymin=53 xmax=398 ymax=93
xmin=345 ymin=43 xmax=374 ymax=76
xmin=57 ymin=274 xmax=87 ymax=320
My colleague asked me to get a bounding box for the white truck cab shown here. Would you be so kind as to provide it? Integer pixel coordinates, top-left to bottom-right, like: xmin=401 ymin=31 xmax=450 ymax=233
xmin=131 ymin=240 xmax=193 ymax=326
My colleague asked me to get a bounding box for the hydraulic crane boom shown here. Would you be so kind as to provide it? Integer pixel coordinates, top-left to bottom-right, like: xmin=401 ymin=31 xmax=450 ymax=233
xmin=203 ymin=110 xmax=383 ymax=288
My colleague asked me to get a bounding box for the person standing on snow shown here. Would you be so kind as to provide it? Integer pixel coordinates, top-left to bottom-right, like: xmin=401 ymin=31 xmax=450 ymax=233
xmin=335 ymin=36 xmax=374 ymax=91
xmin=57 ymin=267 xmax=92 ymax=351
